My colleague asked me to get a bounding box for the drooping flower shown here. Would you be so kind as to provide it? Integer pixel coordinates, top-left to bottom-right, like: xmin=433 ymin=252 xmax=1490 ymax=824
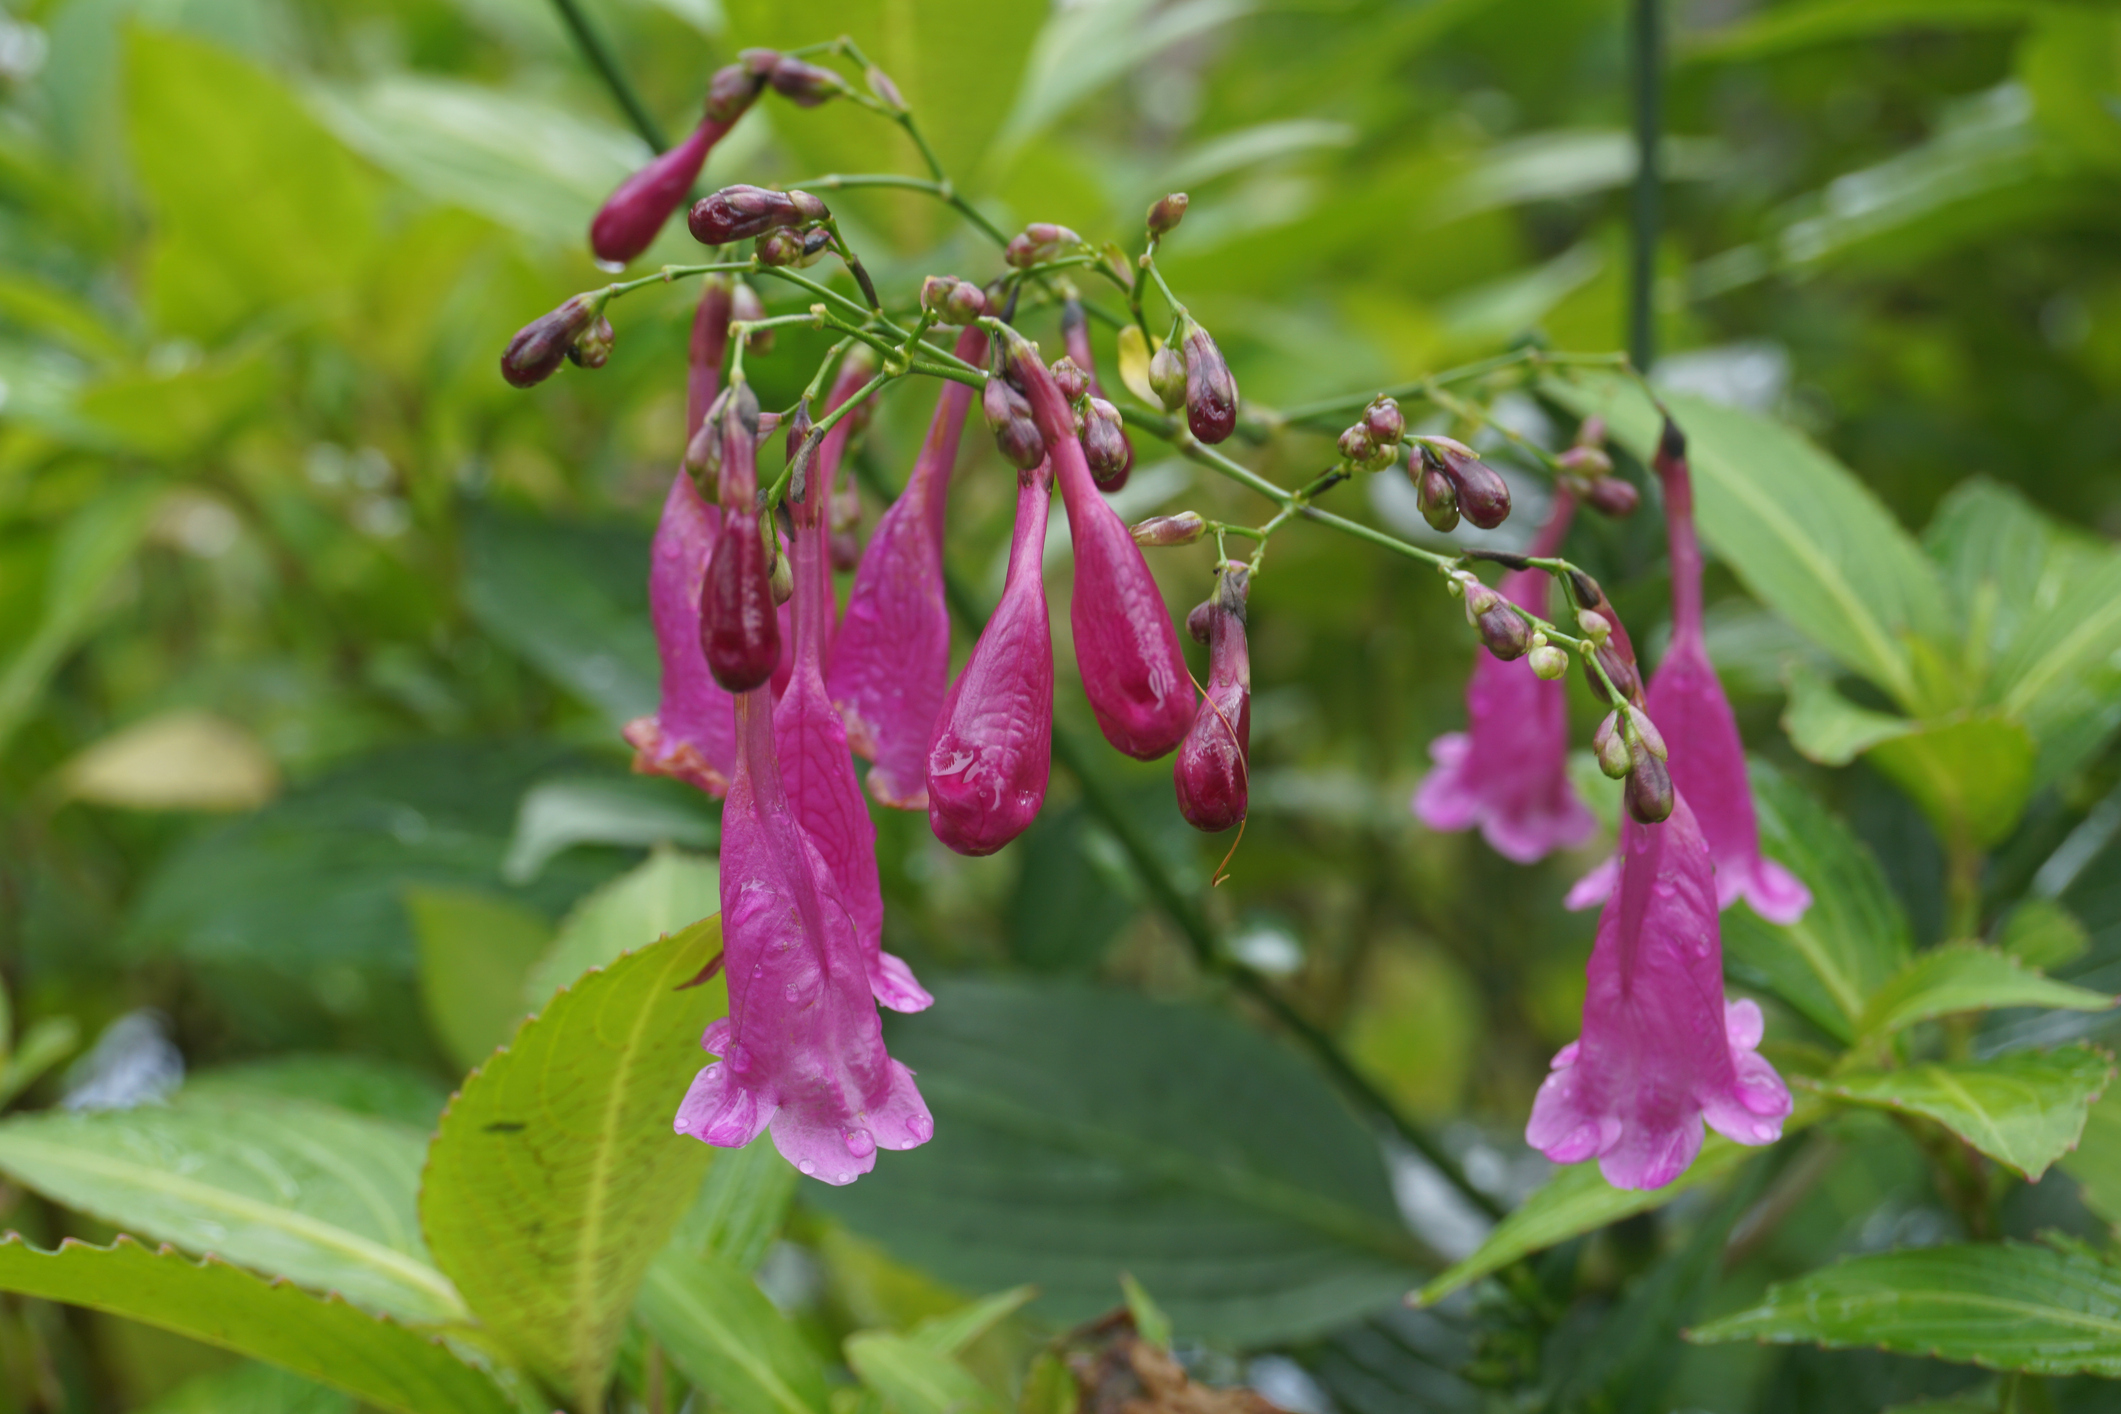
xmin=590 ymin=65 xmax=765 ymax=265
xmin=1568 ymin=422 xmax=1810 ymax=923
xmin=829 ymin=327 xmax=989 ymax=810
xmin=1526 ymin=793 xmax=1792 ymax=1190
xmin=1413 ymin=494 xmax=1596 ymax=863
xmin=926 ymin=457 xmax=1054 ymax=856
xmin=625 ymin=279 xmax=738 ymax=794
xmin=1174 ymin=563 xmax=1251 ymax=833
xmin=774 ymin=372 xmax=930 ymax=1015
xmin=1000 ymin=328 xmax=1194 ymax=761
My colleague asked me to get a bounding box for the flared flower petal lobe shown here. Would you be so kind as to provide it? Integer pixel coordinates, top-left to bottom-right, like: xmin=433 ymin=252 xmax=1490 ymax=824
xmin=926 ymin=460 xmax=1054 ymax=856
xmin=676 ymin=688 xmax=933 ymax=1183
xmin=624 ymin=470 xmax=737 ymax=794
xmin=829 ymin=328 xmax=988 ymax=809
xmin=1526 ymin=796 xmax=1792 ymax=1191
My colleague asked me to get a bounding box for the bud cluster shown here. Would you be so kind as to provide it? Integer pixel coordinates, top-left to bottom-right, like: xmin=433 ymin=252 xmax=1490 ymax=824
xmin=1455 ymin=573 xmax=1530 ymax=662
xmin=501 ymin=294 xmax=611 ymax=388
xmin=688 ymin=185 xmax=830 ymax=247
xmin=1004 ymin=223 xmax=1084 ymax=269
xmin=1555 ymin=416 xmax=1639 ymax=519
xmin=919 ymin=275 xmax=989 ymax=326
xmin=738 ymin=48 xmax=847 ymax=108
xmin=1336 ymin=395 xmax=1404 ymax=472
xmin=1593 ymin=704 xmax=1675 ymax=824
xmin=1410 ymin=437 xmax=1511 ymax=532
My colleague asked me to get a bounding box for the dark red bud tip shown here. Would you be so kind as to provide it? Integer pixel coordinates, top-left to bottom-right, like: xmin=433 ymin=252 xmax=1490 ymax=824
xmin=1582 ymin=475 xmax=1640 ymax=518
xmin=501 ymin=295 xmax=599 ymax=388
xmin=1084 ymin=399 xmax=1131 ymax=488
xmin=1413 ymin=452 xmax=1460 ymax=533
xmin=1147 ymin=192 xmax=1189 ymax=236
xmin=1364 ymin=396 xmax=1405 ymax=446
xmin=703 ymin=62 xmax=765 ymax=124
xmin=1422 ymin=438 xmax=1510 ymax=529
xmin=1180 ymin=318 xmax=1238 ymax=444
xmin=1476 ymin=602 xmax=1529 ymax=661
xmin=687 ymin=185 xmax=828 ymax=246
xmin=1658 ymin=416 xmax=1687 ymax=465
xmin=589 ymin=124 xmax=713 ymax=265
xmin=768 ymin=57 xmax=843 ymax=107
xmin=564 ymin=314 xmax=616 ymax=369
xmin=1624 ymin=751 xmax=1675 ymax=824
xmin=1186 ymin=600 xmax=1214 ymax=644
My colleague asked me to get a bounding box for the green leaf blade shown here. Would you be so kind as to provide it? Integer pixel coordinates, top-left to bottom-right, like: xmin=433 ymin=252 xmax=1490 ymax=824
xmin=1861 ymin=944 xmax=2115 ymax=1040
xmin=636 ymin=1253 xmax=831 ymax=1414
xmin=1807 ymin=1045 xmax=2115 ymax=1179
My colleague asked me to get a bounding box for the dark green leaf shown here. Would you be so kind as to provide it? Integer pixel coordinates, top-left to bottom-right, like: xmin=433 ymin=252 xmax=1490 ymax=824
xmin=501 ymin=776 xmax=718 ymax=887
xmin=1682 ymin=0 xmax=2038 ymax=65
xmin=1860 ymin=944 xmax=2114 ymax=1040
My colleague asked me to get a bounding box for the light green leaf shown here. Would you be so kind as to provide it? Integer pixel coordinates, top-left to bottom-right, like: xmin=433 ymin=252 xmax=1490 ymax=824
xmin=1922 ymin=477 xmax=2058 ymax=669
xmin=1720 ymin=763 xmax=1912 ymax=1044
xmin=1549 ymin=374 xmax=1947 ymax=709
xmin=813 ymin=979 xmax=1421 ymax=1343
xmin=1997 ymin=899 xmax=2091 ymax=971
xmin=1865 ymin=712 xmax=2038 ymax=849
xmin=666 ymin=1135 xmax=798 ymax=1275
xmin=523 ymin=847 xmax=720 ymax=1005
xmin=420 ymin=918 xmax=726 ymax=1410
xmin=910 ymin=1286 xmax=1039 ymax=1357
xmin=0 ymin=1093 xmax=461 ymax=1322
xmin=502 ymin=776 xmax=717 ymax=887
xmin=1120 ymin=1273 xmax=1172 ymax=1348
xmin=1682 ymin=0 xmax=2038 ymax=65
xmin=2021 ymin=8 xmax=2121 ymax=171
xmin=1804 ymin=1045 xmax=2114 ymax=1180
xmin=1689 ymin=1240 xmax=2121 ymax=1376
xmin=0 ymin=1018 xmax=79 ymax=1111
xmin=845 ymin=1332 xmax=1002 ymax=1414
xmin=1860 ymin=944 xmax=2115 ymax=1039
xmin=137 ymin=1361 xmax=352 ymax=1414
xmin=73 ymin=347 xmax=278 ymax=459
xmin=2062 ymin=1085 xmax=2121 ymax=1227
xmin=181 ymin=1055 xmax=449 ymax=1130
xmin=1781 ymin=662 xmax=1915 ymax=766
xmin=636 ymin=1252 xmax=831 ymax=1414
xmin=1413 ymin=1123 xmax=1798 ymax=1308
xmin=0 ymin=1235 xmax=519 ymax=1414
xmin=406 ymin=888 xmax=553 ymax=1073
xmin=1993 ymin=554 xmax=2121 ymax=754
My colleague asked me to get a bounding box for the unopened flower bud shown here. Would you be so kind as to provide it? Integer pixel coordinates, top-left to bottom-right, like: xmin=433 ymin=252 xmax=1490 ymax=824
xmin=565 ymin=314 xmax=615 ymax=369
xmin=1004 ymin=222 xmax=1083 ymax=268
xmin=1461 ymin=579 xmax=1500 ymax=620
xmin=1528 ymin=643 xmax=1569 ymax=679
xmin=1556 ymin=444 xmax=1613 ymax=478
xmin=688 ymin=185 xmax=828 ymax=245
xmin=830 ymin=528 xmax=860 ymax=572
xmin=704 ymin=61 xmax=765 ymax=124
xmin=739 ymin=47 xmax=781 ymax=77
xmin=1414 ymin=454 xmax=1460 ymax=532
xmin=700 ymin=385 xmax=780 ymax=691
xmin=500 ymin=294 xmax=599 ymax=387
xmin=1419 ymin=437 xmax=1511 ymax=529
xmin=1083 ymin=398 xmax=1130 ymax=488
xmin=1582 ymin=475 xmax=1639 ymax=518
xmin=766 ymin=57 xmax=843 ymax=107
xmin=1593 ymin=712 xmax=1632 ymax=778
xmin=1625 ymin=704 xmax=1668 ymax=761
xmin=769 ymin=537 xmax=794 ymax=604
xmin=1147 ymin=192 xmax=1189 ymax=236
xmin=1625 ymin=750 xmax=1675 ymax=824
xmin=1148 ymin=341 xmax=1187 ymax=412
xmin=729 ymin=281 xmax=771 ymax=354
xmin=1175 ymin=564 xmax=1252 ymax=833
xmin=1179 ymin=316 xmax=1238 ymax=444
xmin=1050 ymin=356 xmax=1088 ymax=405
xmin=1131 ymin=511 xmax=1206 ymax=547
xmin=1338 ymin=424 xmax=1374 ymax=465
xmin=1577 ymin=609 xmax=1611 ymax=647
xmin=1187 ymin=599 xmax=1214 ymax=644
xmin=1364 ymin=396 xmax=1404 ymax=447
xmin=982 ymin=377 xmax=1045 ymax=470
xmin=1575 ymin=414 xmax=1607 ymax=449
xmin=1475 ymin=599 xmax=1529 ymax=661
xmin=755 ymin=227 xmax=806 ymax=267
xmin=864 ymin=65 xmax=905 ymax=110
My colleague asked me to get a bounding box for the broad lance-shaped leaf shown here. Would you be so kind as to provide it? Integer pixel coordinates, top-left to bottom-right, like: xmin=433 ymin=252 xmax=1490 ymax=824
xmin=2062 ymin=1086 xmax=2121 ymax=1226
xmin=1689 ymin=1240 xmax=2121 ymax=1376
xmin=1864 ymin=712 xmax=2037 ymax=850
xmin=1860 ymin=944 xmax=2114 ymax=1040
xmin=845 ymin=1332 xmax=1002 ymax=1414
xmin=636 ymin=1252 xmax=830 ymax=1414
xmin=1414 ymin=1107 xmax=1819 ymax=1307
xmin=0 ymin=1235 xmax=519 ymax=1414
xmin=1803 ymin=1044 xmax=2114 ymax=1180
xmin=421 ymin=918 xmax=726 ymax=1411
xmin=0 ymin=1093 xmax=460 ymax=1322
xmin=1719 ymin=762 xmax=1910 ymax=1044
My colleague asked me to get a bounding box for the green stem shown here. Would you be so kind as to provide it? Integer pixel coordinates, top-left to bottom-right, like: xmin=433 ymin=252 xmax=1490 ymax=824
xmin=545 ymin=0 xmax=667 ymax=151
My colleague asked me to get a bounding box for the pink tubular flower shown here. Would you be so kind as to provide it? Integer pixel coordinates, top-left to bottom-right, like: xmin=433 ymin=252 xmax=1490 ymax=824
xmin=1527 ymin=794 xmax=1792 ymax=1190
xmin=774 ymin=383 xmax=931 ymax=1016
xmin=1568 ymin=423 xmax=1810 ymax=923
xmin=625 ymin=279 xmax=738 ymax=794
xmin=1000 ymin=329 xmax=1193 ymax=760
xmin=828 ymin=327 xmax=988 ymax=808
xmin=590 ymin=66 xmax=764 ymax=265
xmin=926 ymin=457 xmax=1054 ymax=856
xmin=1413 ymin=494 xmax=1596 ymax=863
xmin=675 ymin=686 xmax=934 ymax=1183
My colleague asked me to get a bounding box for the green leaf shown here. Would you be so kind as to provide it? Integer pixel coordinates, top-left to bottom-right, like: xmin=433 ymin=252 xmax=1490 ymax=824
xmin=1120 ymin=1272 xmax=1173 ymax=1348
xmin=1991 ymin=552 xmax=2121 ymax=771
xmin=2021 ymin=8 xmax=2121 ymax=171
xmin=0 ymin=1235 xmax=518 ymax=1414
xmin=1720 ymin=762 xmax=1912 ymax=1044
xmin=523 ymin=848 xmax=720 ymax=1006
xmin=1681 ymin=0 xmax=2038 ymax=65
xmin=1804 ymin=1045 xmax=2114 ymax=1180
xmin=406 ymin=887 xmax=553 ymax=1072
xmin=73 ymin=346 xmax=279 ymax=459
xmin=1006 ymin=802 xmax=1140 ymax=972
xmin=2061 ymin=1085 xmax=2121 ymax=1227
xmin=1997 ymin=899 xmax=2091 ymax=971
xmin=845 ymin=1332 xmax=1002 ymax=1414
xmin=1866 ymin=713 xmax=2038 ymax=849
xmin=666 ymin=1135 xmax=798 ymax=1275
xmin=0 ymin=1018 xmax=79 ymax=1111
xmin=1781 ymin=662 xmax=1916 ymax=767
xmin=501 ymin=776 xmax=717 ymax=887
xmin=636 ymin=1252 xmax=831 ymax=1414
xmin=0 ymin=1093 xmax=460 ymax=1322
xmin=812 ymin=978 xmax=1422 ymax=1343
xmin=908 ymin=1286 xmax=1039 ymax=1357
xmin=1688 ymin=1240 xmax=2121 ymax=1376
xmin=1549 ymin=374 xmax=1948 ymax=710
xmin=137 ymin=1361 xmax=353 ymax=1414
xmin=1922 ymin=477 xmax=2059 ymax=669
xmin=420 ymin=918 xmax=726 ymax=1410
xmin=182 ymin=1055 xmax=451 ymax=1131
xmin=1859 ymin=944 xmax=2114 ymax=1040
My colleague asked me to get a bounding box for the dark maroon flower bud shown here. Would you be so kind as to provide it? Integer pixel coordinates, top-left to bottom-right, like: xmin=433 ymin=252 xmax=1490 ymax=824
xmin=1186 ymin=599 xmax=1214 ymax=645
xmin=1364 ymin=396 xmax=1404 ymax=447
xmin=1474 ymin=597 xmax=1529 ymax=661
xmin=1589 ymin=642 xmax=1643 ymax=705
xmin=1147 ymin=341 xmax=1186 ymax=412
xmin=830 ymin=528 xmax=860 ymax=573
xmin=1174 ymin=564 xmax=1251 ymax=833
xmin=920 ymin=275 xmax=988 ymax=326
xmin=755 ymin=227 xmax=806 ymax=268
xmin=1179 ymin=316 xmax=1238 ymax=445
xmin=982 ymin=376 xmax=1045 ymax=470
xmin=1050 ymin=356 xmax=1088 ymax=405
xmin=1413 ymin=450 xmax=1460 ymax=532
xmin=500 ymin=294 xmax=599 ymax=388
xmin=565 ymin=314 xmax=615 ymax=369
xmin=766 ymin=56 xmax=843 ymax=107
xmin=1419 ymin=436 xmax=1510 ymax=529
xmin=1146 ymin=192 xmax=1189 ymax=237
xmin=1130 ymin=511 xmax=1206 ymax=547
xmin=704 ymin=61 xmax=765 ymax=124
xmin=701 ymin=385 xmax=780 ymax=691
xmin=1625 ymin=749 xmax=1675 ymax=825
xmin=1582 ymin=475 xmax=1640 ymax=518
xmin=1082 ymin=398 xmax=1130 ymax=488
xmin=590 ymin=124 xmax=713 ymax=266
xmin=864 ymin=64 xmax=905 ymax=110
xmin=738 ymin=47 xmax=781 ymax=77
xmin=1062 ymin=299 xmax=1132 ymax=490
xmin=784 ymin=397 xmax=813 ymax=468
xmin=1338 ymin=424 xmax=1374 ymax=465
xmin=688 ymin=185 xmax=829 ymax=246
xmin=1003 ymin=222 xmax=1082 ymax=269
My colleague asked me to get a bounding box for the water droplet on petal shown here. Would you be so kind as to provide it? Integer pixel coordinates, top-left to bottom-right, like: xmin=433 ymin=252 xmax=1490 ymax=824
xmin=907 ymin=1114 xmax=933 ymax=1142
xmin=594 ymin=257 xmax=626 ymax=275
xmin=798 ymin=1159 xmax=815 ymax=1175
xmin=844 ymin=1128 xmax=876 ymax=1158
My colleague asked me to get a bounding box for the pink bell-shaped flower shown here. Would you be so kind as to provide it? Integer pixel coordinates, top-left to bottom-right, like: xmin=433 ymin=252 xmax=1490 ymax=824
xmin=926 ymin=457 xmax=1055 ymax=856
xmin=999 ymin=328 xmax=1193 ymax=760
xmin=1413 ymin=494 xmax=1596 ymax=862
xmin=1527 ymin=794 xmax=1792 ymax=1190
xmin=828 ymin=327 xmax=989 ymax=809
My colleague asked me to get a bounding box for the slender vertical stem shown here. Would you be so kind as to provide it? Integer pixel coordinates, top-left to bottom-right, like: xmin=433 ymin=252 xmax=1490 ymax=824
xmin=546 ymin=0 xmax=668 ymax=152
xmin=1629 ymin=0 xmax=1663 ymax=372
